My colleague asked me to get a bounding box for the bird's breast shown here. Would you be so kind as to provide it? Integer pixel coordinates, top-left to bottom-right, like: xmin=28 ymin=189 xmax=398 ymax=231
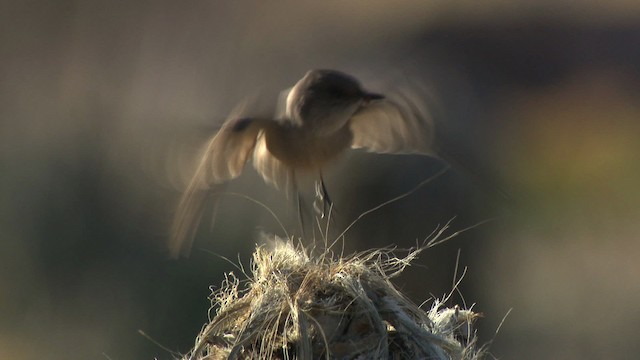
xmin=265 ymin=125 xmax=353 ymax=170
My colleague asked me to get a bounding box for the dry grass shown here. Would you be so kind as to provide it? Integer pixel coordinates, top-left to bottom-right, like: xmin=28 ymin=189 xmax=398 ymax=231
xmin=180 ymin=233 xmax=485 ymax=360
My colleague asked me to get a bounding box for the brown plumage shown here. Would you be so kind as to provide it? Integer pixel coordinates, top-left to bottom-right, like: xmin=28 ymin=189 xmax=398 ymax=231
xmin=169 ymin=69 xmax=435 ymax=257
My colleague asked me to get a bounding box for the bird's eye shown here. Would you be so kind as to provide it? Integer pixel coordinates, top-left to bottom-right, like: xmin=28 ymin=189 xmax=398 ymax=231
xmin=325 ymin=85 xmax=359 ymax=99
xmin=230 ymin=118 xmax=252 ymax=132
xmin=328 ymin=87 xmax=346 ymax=97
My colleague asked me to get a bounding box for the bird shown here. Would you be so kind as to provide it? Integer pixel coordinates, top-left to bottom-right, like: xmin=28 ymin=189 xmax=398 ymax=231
xmin=169 ymin=69 xmax=436 ymax=258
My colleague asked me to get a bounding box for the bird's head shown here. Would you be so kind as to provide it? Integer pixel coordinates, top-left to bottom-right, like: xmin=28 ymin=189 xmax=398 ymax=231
xmin=287 ymin=69 xmax=384 ymax=134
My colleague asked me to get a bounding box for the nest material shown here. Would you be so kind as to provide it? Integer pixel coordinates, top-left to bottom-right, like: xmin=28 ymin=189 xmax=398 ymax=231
xmin=183 ymin=239 xmax=483 ymax=360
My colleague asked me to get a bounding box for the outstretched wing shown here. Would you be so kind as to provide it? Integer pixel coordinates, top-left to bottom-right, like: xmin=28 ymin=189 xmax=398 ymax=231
xmin=349 ymin=89 xmax=435 ymax=155
xmin=252 ymin=133 xmax=293 ymax=194
xmin=202 ymin=117 xmax=265 ymax=183
xmin=275 ymin=86 xmax=293 ymax=121
xmin=169 ymin=116 xmax=264 ymax=258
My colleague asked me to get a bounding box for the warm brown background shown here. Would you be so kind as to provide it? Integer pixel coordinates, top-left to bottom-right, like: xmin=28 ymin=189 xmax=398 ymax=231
xmin=2 ymin=1 xmax=640 ymax=359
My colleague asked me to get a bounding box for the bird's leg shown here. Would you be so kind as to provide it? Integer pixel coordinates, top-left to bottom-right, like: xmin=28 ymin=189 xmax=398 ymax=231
xmin=313 ymin=173 xmax=334 ymax=218
xmin=292 ymin=172 xmax=307 ymax=238
xmin=320 ymin=174 xmax=333 ymax=211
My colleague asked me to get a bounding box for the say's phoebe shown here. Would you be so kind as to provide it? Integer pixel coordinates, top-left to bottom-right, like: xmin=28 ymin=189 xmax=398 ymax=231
xmin=170 ymin=69 xmax=435 ymax=257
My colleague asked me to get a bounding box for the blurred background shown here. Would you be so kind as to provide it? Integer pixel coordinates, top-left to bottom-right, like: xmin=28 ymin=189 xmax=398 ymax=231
xmin=2 ymin=1 xmax=640 ymax=359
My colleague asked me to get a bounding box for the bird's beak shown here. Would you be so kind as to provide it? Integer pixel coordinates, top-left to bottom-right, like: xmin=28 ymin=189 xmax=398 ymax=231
xmin=362 ymin=92 xmax=384 ymax=105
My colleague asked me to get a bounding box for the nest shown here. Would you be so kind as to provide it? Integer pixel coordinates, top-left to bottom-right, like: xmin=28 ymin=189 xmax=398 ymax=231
xmin=182 ymin=238 xmax=484 ymax=360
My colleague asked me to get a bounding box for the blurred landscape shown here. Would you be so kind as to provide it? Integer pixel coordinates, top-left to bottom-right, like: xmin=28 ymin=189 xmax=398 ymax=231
xmin=2 ymin=1 xmax=640 ymax=359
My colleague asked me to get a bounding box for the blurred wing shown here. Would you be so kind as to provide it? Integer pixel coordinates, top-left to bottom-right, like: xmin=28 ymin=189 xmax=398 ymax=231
xmin=252 ymin=134 xmax=293 ymax=194
xmin=274 ymin=86 xmax=304 ymax=128
xmin=275 ymin=87 xmax=292 ymax=120
xmin=169 ymin=116 xmax=263 ymax=258
xmin=202 ymin=117 xmax=264 ymax=183
xmin=167 ymin=169 xmax=214 ymax=258
xmin=349 ymin=92 xmax=435 ymax=155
